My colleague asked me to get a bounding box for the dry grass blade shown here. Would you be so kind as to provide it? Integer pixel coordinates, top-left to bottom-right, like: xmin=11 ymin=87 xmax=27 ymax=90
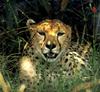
xmin=0 ymin=72 xmax=11 ymax=92
xmin=60 ymin=0 xmax=69 ymax=11
xmin=72 ymin=79 xmax=100 ymax=92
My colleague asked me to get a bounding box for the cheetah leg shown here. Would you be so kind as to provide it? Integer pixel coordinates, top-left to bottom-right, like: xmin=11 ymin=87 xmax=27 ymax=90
xmin=19 ymin=56 xmax=37 ymax=92
xmin=0 ymin=72 xmax=26 ymax=92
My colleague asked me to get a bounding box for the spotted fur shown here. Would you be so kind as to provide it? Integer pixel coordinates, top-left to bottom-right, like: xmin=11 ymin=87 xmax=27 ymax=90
xmin=19 ymin=19 xmax=91 ymax=92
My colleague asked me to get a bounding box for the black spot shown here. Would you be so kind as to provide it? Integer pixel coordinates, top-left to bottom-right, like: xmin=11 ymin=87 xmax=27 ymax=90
xmin=69 ymin=62 xmax=72 ymax=67
xmin=76 ymin=62 xmax=79 ymax=64
xmin=73 ymin=64 xmax=77 ymax=68
xmin=39 ymin=79 xmax=44 ymax=82
xmin=36 ymin=70 xmax=38 ymax=73
xmin=37 ymin=82 xmax=40 ymax=86
xmin=65 ymin=58 xmax=68 ymax=63
xmin=81 ymin=64 xmax=85 ymax=67
xmin=41 ymin=62 xmax=45 ymax=65
xmin=24 ymin=88 xmax=27 ymax=92
xmin=31 ymin=52 xmax=34 ymax=55
xmin=57 ymin=64 xmax=62 ymax=67
xmin=82 ymin=58 xmax=85 ymax=62
xmin=46 ymin=67 xmax=49 ymax=69
xmin=67 ymin=35 xmax=69 ymax=38
xmin=48 ymin=80 xmax=52 ymax=83
xmin=70 ymin=67 xmax=73 ymax=71
xmin=35 ymin=56 xmax=39 ymax=59
xmin=77 ymin=55 xmax=81 ymax=58
xmin=68 ymin=72 xmax=71 ymax=76
xmin=63 ymin=69 xmax=67 ymax=71
xmin=66 ymin=69 xmax=69 ymax=72
xmin=66 ymin=53 xmax=68 ymax=56
xmin=80 ymin=50 xmax=82 ymax=53
xmin=30 ymin=82 xmax=33 ymax=85
xmin=20 ymin=80 xmax=24 ymax=83
xmin=54 ymin=71 xmax=57 ymax=73
xmin=53 ymin=75 xmax=56 ymax=79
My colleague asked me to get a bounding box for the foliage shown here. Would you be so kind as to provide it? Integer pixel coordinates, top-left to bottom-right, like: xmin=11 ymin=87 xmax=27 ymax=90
xmin=0 ymin=0 xmax=100 ymax=92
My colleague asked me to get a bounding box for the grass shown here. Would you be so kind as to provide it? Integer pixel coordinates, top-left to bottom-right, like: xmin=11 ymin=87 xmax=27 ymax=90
xmin=0 ymin=47 xmax=100 ymax=92
xmin=0 ymin=26 xmax=100 ymax=92
xmin=0 ymin=0 xmax=100 ymax=92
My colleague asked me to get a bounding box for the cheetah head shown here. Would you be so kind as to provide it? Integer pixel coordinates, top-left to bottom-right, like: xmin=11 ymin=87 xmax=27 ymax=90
xmin=27 ymin=19 xmax=71 ymax=62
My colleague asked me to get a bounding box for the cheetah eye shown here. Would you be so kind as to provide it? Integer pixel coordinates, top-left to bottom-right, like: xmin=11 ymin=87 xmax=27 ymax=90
xmin=38 ymin=31 xmax=45 ymax=36
xmin=57 ymin=32 xmax=65 ymax=36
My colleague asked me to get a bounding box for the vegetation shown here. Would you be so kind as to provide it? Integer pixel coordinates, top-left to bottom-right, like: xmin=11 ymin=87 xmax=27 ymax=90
xmin=0 ymin=0 xmax=100 ymax=92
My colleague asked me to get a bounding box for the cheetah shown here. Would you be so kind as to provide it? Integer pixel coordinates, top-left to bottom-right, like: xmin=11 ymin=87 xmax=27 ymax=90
xmin=19 ymin=19 xmax=91 ymax=92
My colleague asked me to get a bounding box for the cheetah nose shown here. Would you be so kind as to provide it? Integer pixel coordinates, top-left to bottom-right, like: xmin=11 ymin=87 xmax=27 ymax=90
xmin=46 ymin=43 xmax=56 ymax=49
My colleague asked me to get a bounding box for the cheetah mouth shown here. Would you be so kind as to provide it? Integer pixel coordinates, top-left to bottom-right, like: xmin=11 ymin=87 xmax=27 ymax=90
xmin=44 ymin=52 xmax=58 ymax=59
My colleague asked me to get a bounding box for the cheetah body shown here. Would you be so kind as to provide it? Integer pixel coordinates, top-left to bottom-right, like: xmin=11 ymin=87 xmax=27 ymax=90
xmin=19 ymin=19 xmax=91 ymax=92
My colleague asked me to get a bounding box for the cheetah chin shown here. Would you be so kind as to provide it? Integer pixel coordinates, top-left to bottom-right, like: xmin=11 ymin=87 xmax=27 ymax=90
xmin=43 ymin=52 xmax=58 ymax=62
xmin=42 ymin=49 xmax=65 ymax=62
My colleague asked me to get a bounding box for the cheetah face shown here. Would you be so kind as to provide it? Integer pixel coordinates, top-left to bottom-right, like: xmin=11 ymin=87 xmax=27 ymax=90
xmin=27 ymin=19 xmax=71 ymax=62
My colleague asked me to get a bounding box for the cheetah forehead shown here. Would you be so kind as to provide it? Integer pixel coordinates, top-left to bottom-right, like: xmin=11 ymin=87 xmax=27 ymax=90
xmin=29 ymin=19 xmax=71 ymax=34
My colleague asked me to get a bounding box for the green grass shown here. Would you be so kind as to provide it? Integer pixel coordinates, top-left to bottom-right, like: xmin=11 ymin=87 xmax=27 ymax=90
xmin=0 ymin=37 xmax=100 ymax=92
xmin=0 ymin=19 xmax=100 ymax=92
xmin=0 ymin=1 xmax=99 ymax=92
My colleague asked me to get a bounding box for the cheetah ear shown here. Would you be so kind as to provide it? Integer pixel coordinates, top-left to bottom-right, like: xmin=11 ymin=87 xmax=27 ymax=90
xmin=66 ymin=25 xmax=72 ymax=35
xmin=26 ymin=19 xmax=35 ymax=30
xmin=65 ymin=25 xmax=72 ymax=40
xmin=66 ymin=25 xmax=71 ymax=32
